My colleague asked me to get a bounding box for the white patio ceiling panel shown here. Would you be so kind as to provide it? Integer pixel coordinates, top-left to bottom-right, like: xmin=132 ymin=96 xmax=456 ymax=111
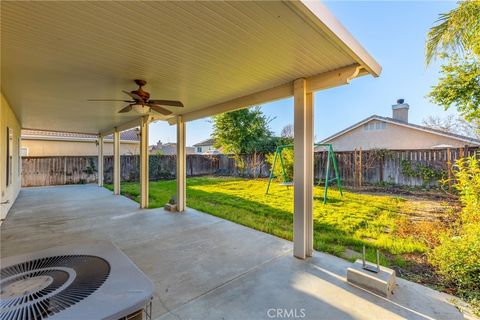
xmin=1 ymin=1 xmax=380 ymax=134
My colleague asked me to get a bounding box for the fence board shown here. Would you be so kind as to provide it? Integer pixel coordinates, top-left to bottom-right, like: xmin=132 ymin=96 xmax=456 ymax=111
xmin=21 ymin=147 xmax=479 ymax=187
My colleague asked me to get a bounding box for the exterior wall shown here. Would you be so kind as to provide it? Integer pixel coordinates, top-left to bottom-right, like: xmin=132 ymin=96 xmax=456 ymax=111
xmin=1 ymin=93 xmax=21 ymax=221
xmin=21 ymin=139 xmax=139 ymax=156
xmin=150 ymin=145 xmax=196 ymax=155
xmin=196 ymin=145 xmax=215 ymax=153
xmin=325 ymin=120 xmax=475 ymax=151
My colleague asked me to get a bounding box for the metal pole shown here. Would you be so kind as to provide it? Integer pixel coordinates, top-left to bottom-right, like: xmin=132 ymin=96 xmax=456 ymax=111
xmin=266 ymin=147 xmax=279 ymax=194
xmin=323 ymin=148 xmax=331 ymax=204
xmin=330 ymin=144 xmax=343 ymax=196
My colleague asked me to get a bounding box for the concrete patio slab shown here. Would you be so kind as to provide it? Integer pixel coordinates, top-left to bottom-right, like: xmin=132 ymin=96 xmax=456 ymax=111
xmin=0 ymin=185 xmax=467 ymax=320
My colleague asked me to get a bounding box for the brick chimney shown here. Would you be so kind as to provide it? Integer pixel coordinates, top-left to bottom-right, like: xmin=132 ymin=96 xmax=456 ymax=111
xmin=392 ymin=98 xmax=409 ymax=123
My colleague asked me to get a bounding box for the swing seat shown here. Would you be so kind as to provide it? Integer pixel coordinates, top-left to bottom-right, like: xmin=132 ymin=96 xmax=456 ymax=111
xmin=279 ymin=182 xmax=294 ymax=186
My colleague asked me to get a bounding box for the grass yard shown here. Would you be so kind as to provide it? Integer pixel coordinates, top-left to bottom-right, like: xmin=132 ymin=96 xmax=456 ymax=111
xmin=106 ymin=176 xmax=433 ymax=267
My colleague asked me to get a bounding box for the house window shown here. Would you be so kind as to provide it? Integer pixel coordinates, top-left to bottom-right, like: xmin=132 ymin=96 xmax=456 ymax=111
xmin=6 ymin=127 xmax=13 ymax=186
xmin=197 ymin=147 xmax=202 ymax=153
xmin=364 ymin=121 xmax=386 ymax=131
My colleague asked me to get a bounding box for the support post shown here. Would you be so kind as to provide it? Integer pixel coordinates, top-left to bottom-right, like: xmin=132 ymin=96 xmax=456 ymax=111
xmin=98 ymin=134 xmax=104 ymax=187
xmin=176 ymin=116 xmax=186 ymax=212
xmin=293 ymin=78 xmax=314 ymax=259
xmin=113 ymin=128 xmax=121 ymax=195
xmin=140 ymin=116 xmax=149 ymax=208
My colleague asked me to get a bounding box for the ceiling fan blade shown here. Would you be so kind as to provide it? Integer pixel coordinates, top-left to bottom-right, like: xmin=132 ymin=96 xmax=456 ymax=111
xmin=149 ymin=100 xmax=184 ymax=108
xmin=148 ymin=103 xmax=173 ymax=115
xmin=88 ymin=99 xmax=133 ymax=102
xmin=122 ymin=90 xmax=144 ymax=102
xmin=118 ymin=104 xmax=134 ymax=113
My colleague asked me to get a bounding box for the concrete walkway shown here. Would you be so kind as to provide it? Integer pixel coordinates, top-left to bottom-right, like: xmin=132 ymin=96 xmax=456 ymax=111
xmin=1 ymin=185 xmax=467 ymax=320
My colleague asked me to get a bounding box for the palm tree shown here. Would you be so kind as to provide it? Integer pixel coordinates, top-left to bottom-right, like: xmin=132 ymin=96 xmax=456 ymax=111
xmin=426 ymin=0 xmax=480 ymax=65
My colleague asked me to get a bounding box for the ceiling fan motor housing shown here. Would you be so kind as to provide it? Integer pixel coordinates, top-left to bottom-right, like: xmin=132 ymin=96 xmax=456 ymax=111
xmin=0 ymin=241 xmax=155 ymax=320
xmin=132 ymin=79 xmax=150 ymax=102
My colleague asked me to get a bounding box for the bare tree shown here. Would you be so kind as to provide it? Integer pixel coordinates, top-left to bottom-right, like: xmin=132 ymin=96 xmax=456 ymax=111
xmin=422 ymin=115 xmax=480 ymax=140
xmin=281 ymin=124 xmax=294 ymax=139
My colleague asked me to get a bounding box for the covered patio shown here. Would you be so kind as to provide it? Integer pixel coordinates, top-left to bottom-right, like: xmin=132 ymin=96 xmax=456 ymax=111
xmin=1 ymin=185 xmax=463 ymax=320
xmin=1 ymin=0 xmax=381 ymax=259
xmin=1 ymin=2 xmax=469 ymax=319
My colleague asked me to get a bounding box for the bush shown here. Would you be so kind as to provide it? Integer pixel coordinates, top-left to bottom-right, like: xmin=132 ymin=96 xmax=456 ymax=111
xmin=266 ymin=148 xmax=294 ymax=182
xmin=429 ymin=156 xmax=480 ymax=305
xmin=430 ymin=224 xmax=480 ymax=290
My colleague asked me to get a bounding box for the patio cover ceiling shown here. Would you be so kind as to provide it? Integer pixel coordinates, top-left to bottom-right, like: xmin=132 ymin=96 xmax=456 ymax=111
xmin=1 ymin=1 xmax=381 ymax=134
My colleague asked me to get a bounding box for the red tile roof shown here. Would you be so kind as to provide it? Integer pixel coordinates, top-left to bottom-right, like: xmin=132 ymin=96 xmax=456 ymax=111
xmin=22 ymin=128 xmax=140 ymax=142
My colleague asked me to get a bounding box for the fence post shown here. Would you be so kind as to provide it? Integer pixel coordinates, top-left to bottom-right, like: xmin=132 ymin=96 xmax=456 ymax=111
xmin=359 ymin=147 xmax=363 ymax=187
xmin=447 ymin=147 xmax=452 ymax=191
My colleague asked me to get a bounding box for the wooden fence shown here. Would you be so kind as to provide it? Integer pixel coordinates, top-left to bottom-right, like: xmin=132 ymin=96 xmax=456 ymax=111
xmin=315 ymin=147 xmax=478 ymax=187
xmin=21 ymin=147 xmax=478 ymax=187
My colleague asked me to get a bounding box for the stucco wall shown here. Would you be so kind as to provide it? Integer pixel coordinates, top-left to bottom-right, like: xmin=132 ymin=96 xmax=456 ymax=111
xmin=21 ymin=139 xmax=139 ymax=156
xmin=1 ymin=92 xmax=21 ymax=220
xmin=326 ymin=120 xmax=474 ymax=151
xmin=196 ymin=145 xmax=215 ymax=153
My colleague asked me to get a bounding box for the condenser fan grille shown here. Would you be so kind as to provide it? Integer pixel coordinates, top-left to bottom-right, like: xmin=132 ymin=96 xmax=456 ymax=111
xmin=0 ymin=255 xmax=110 ymax=320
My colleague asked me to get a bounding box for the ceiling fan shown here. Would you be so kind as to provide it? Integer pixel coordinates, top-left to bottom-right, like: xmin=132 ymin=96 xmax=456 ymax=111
xmin=88 ymin=79 xmax=183 ymax=115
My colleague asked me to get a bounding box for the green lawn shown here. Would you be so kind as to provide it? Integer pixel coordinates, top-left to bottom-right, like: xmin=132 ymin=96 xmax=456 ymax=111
xmin=105 ymin=177 xmax=427 ymax=265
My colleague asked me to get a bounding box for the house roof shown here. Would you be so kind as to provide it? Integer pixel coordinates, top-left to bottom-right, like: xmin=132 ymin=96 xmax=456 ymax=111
xmin=22 ymin=128 xmax=140 ymax=143
xmin=320 ymin=115 xmax=480 ymax=145
xmin=2 ymin=1 xmax=380 ymax=135
xmin=193 ymin=138 xmax=215 ymax=147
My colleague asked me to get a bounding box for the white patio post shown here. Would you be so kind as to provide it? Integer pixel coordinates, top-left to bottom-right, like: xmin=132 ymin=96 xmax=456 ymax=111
xmin=176 ymin=115 xmax=186 ymax=212
xmin=113 ymin=128 xmax=121 ymax=195
xmin=98 ymin=134 xmax=104 ymax=187
xmin=293 ymin=78 xmax=314 ymax=259
xmin=139 ymin=116 xmax=149 ymax=208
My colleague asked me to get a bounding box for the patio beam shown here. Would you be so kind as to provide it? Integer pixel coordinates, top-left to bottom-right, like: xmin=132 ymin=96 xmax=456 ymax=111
xmin=293 ymin=78 xmax=314 ymax=259
xmin=176 ymin=115 xmax=186 ymax=212
xmin=113 ymin=128 xmax=121 ymax=195
xmin=98 ymin=134 xmax=104 ymax=187
xmin=100 ymin=118 xmax=142 ymax=137
xmin=139 ymin=116 xmax=149 ymax=208
xmin=168 ymin=64 xmax=361 ymax=125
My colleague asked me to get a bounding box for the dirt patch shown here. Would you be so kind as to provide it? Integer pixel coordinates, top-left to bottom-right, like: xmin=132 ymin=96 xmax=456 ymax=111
xmin=345 ymin=185 xmax=459 ymax=223
xmin=389 ymin=252 xmax=459 ymax=294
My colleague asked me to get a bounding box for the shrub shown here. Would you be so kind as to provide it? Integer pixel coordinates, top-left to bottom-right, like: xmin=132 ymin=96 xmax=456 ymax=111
xmin=266 ymin=148 xmax=294 ymax=182
xmin=429 ymin=156 xmax=480 ymax=303
xmin=430 ymin=223 xmax=480 ymax=290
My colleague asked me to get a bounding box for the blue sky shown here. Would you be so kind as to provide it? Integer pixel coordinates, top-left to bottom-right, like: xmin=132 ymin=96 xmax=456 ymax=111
xmin=149 ymin=1 xmax=457 ymax=146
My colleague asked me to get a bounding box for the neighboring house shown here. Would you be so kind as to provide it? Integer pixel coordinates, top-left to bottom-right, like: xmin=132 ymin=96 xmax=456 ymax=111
xmin=149 ymin=141 xmax=195 ymax=155
xmin=21 ymin=128 xmax=140 ymax=156
xmin=193 ymin=138 xmax=221 ymax=154
xmin=320 ymin=99 xmax=480 ymax=151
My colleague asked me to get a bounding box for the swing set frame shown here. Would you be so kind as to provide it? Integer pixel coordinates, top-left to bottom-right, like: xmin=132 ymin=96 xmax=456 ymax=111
xmin=265 ymin=143 xmax=343 ymax=203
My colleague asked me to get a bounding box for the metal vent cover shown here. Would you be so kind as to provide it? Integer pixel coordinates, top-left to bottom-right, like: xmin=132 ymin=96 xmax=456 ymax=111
xmin=0 ymin=241 xmax=155 ymax=320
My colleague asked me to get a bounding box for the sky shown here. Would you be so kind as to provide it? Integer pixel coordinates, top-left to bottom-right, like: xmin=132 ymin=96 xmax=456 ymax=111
xmin=149 ymin=1 xmax=458 ymax=147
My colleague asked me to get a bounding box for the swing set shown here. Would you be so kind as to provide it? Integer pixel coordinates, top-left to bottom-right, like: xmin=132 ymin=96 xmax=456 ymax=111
xmin=265 ymin=143 xmax=343 ymax=203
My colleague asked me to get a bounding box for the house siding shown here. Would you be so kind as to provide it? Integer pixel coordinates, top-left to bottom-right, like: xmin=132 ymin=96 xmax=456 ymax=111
xmin=1 ymin=92 xmax=21 ymax=221
xmin=325 ymin=120 xmax=474 ymax=151
xmin=21 ymin=139 xmax=139 ymax=156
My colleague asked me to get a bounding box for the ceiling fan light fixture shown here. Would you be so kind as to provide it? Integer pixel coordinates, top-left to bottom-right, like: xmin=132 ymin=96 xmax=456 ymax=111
xmin=132 ymin=104 xmax=150 ymax=114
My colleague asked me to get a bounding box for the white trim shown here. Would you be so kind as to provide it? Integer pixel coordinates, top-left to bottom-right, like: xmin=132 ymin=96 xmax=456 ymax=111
xmin=321 ymin=116 xmax=480 ymax=145
xmin=169 ymin=64 xmax=364 ymax=125
xmin=289 ymin=1 xmax=382 ymax=77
